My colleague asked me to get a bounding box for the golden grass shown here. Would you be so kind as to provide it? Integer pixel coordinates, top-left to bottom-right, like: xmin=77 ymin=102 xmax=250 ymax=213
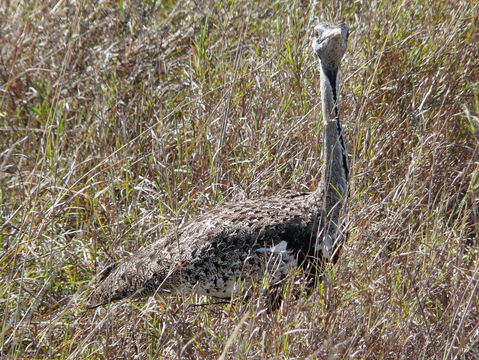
xmin=1 ymin=0 xmax=478 ymax=358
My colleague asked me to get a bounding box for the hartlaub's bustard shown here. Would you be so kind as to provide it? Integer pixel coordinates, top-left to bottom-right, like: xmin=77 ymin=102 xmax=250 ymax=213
xmin=87 ymin=22 xmax=349 ymax=308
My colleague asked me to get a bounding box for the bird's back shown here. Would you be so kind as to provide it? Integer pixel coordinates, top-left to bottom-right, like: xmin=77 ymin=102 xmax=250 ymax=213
xmin=87 ymin=191 xmax=323 ymax=307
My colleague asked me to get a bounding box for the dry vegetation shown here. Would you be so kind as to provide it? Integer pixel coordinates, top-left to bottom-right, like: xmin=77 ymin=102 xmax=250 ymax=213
xmin=1 ymin=0 xmax=479 ymax=359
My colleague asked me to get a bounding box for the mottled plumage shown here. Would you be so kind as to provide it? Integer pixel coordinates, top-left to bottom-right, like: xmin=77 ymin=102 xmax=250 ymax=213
xmin=87 ymin=22 xmax=350 ymax=309
xmin=88 ymin=192 xmax=324 ymax=307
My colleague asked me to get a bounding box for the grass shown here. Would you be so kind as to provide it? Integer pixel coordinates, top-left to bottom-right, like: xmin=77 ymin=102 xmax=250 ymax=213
xmin=1 ymin=0 xmax=478 ymax=358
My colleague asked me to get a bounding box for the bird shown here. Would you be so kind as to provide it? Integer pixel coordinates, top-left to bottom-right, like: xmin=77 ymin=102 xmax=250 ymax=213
xmin=86 ymin=22 xmax=350 ymax=309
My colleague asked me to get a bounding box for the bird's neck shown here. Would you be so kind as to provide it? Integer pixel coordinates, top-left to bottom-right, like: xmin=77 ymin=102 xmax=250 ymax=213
xmin=318 ymin=63 xmax=349 ymax=257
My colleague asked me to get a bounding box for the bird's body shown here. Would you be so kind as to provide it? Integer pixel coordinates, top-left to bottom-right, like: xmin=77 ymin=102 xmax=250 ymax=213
xmin=88 ymin=192 xmax=323 ymax=306
xmin=87 ymin=22 xmax=350 ymax=309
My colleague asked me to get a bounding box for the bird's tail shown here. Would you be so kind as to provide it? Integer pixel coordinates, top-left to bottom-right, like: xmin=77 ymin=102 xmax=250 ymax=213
xmin=85 ymin=249 xmax=167 ymax=308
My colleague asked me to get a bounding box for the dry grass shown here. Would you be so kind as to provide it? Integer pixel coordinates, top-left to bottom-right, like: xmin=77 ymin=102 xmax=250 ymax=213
xmin=1 ymin=0 xmax=478 ymax=359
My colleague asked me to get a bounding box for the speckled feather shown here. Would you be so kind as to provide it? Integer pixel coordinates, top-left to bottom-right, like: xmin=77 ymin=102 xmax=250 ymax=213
xmin=87 ymin=192 xmax=323 ymax=307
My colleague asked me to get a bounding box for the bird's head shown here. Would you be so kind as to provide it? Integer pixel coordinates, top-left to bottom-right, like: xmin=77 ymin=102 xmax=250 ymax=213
xmin=312 ymin=23 xmax=349 ymax=70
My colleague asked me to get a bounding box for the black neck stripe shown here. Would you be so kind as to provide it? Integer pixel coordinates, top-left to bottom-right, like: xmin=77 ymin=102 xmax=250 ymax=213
xmin=324 ymin=68 xmax=338 ymax=103
xmin=325 ymin=66 xmax=349 ymax=182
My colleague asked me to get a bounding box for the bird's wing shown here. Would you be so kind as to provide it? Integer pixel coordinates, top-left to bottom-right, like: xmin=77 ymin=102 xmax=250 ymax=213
xmin=86 ymin=192 xmax=321 ymax=307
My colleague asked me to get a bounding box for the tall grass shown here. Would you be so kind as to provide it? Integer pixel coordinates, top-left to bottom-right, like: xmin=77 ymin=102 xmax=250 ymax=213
xmin=1 ymin=0 xmax=478 ymax=358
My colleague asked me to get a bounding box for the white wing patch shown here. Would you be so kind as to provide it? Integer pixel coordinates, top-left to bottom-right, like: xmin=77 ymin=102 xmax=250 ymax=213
xmin=256 ymin=240 xmax=289 ymax=255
